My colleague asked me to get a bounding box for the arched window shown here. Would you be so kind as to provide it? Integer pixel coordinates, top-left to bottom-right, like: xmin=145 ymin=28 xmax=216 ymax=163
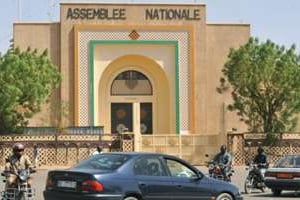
xmin=111 ymin=70 xmax=152 ymax=95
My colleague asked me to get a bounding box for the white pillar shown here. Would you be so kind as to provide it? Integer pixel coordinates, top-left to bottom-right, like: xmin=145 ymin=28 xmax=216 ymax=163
xmin=133 ymin=102 xmax=141 ymax=152
xmin=179 ymin=133 xmax=182 ymax=158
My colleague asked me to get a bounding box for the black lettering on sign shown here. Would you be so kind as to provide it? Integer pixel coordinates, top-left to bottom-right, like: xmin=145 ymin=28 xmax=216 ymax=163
xmin=66 ymin=8 xmax=127 ymax=20
xmin=66 ymin=7 xmax=200 ymax=21
xmin=145 ymin=8 xmax=201 ymax=20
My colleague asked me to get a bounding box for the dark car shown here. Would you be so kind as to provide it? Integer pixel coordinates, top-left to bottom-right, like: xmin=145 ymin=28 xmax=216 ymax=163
xmin=44 ymin=152 xmax=242 ymax=200
xmin=265 ymin=154 xmax=300 ymax=196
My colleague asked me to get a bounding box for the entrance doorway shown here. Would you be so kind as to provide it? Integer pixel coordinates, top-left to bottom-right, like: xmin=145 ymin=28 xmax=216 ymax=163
xmin=111 ymin=103 xmax=133 ymax=134
xmin=111 ymin=102 xmax=153 ymax=134
xmin=140 ymin=103 xmax=152 ymax=134
xmin=110 ymin=70 xmax=154 ymax=134
xmin=98 ymin=55 xmax=171 ymax=135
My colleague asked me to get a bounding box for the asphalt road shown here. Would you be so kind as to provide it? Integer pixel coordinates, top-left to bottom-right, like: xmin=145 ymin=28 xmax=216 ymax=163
xmin=1 ymin=166 xmax=299 ymax=200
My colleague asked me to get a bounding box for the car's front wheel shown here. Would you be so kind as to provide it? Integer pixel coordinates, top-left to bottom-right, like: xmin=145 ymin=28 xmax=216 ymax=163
xmin=124 ymin=196 xmax=139 ymax=200
xmin=271 ymin=189 xmax=282 ymax=196
xmin=216 ymin=193 xmax=233 ymax=200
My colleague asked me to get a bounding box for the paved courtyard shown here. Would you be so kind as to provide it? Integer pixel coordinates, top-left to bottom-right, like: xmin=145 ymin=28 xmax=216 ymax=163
xmin=1 ymin=166 xmax=299 ymax=200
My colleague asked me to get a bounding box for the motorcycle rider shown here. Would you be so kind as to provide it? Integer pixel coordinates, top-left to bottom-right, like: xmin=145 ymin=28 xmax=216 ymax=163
xmin=253 ymin=146 xmax=268 ymax=181
xmin=92 ymin=145 xmax=103 ymax=155
xmin=213 ymin=144 xmax=233 ymax=181
xmin=4 ymin=143 xmax=34 ymax=188
xmin=253 ymin=146 xmax=267 ymax=167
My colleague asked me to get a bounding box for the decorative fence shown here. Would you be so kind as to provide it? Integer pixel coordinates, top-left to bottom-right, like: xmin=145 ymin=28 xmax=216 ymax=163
xmin=0 ymin=133 xmax=223 ymax=167
xmin=4 ymin=132 xmax=299 ymax=168
xmin=0 ymin=133 xmax=134 ymax=168
xmin=23 ymin=126 xmax=104 ymax=135
xmin=228 ymin=132 xmax=300 ymax=165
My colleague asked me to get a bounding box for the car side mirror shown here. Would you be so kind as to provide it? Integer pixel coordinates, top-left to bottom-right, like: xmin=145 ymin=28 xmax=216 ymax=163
xmin=193 ymin=171 xmax=203 ymax=181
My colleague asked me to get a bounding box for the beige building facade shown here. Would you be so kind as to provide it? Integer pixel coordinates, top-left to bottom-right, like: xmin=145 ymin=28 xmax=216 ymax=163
xmin=13 ymin=3 xmax=250 ymax=141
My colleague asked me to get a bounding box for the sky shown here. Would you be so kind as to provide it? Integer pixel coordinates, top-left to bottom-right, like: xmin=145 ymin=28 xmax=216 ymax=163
xmin=0 ymin=0 xmax=300 ymax=54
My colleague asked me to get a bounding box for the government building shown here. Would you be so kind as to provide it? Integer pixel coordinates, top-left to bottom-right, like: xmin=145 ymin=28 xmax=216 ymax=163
xmin=13 ymin=2 xmax=250 ymax=156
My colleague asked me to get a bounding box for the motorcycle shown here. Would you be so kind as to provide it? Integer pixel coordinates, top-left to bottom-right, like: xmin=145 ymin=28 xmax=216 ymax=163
xmin=207 ymin=161 xmax=233 ymax=182
xmin=1 ymin=168 xmax=36 ymax=200
xmin=244 ymin=162 xmax=267 ymax=194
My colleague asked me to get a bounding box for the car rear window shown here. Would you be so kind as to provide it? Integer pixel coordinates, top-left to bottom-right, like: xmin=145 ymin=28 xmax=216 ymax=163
xmin=74 ymin=154 xmax=130 ymax=170
xmin=275 ymin=155 xmax=300 ymax=168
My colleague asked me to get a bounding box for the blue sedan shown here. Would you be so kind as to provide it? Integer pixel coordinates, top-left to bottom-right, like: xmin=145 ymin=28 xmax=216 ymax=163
xmin=44 ymin=152 xmax=242 ymax=200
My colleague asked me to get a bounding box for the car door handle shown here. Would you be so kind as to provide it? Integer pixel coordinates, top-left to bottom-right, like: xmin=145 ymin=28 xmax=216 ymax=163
xmin=176 ymin=184 xmax=183 ymax=188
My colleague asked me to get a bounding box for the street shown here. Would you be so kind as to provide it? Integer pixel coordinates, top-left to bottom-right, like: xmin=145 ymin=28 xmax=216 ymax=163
xmin=1 ymin=166 xmax=299 ymax=200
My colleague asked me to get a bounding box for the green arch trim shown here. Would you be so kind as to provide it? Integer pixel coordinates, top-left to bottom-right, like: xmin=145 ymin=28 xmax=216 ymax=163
xmin=89 ymin=40 xmax=180 ymax=134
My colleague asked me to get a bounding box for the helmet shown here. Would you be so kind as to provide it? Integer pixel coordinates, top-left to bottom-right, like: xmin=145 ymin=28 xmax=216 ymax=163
xmin=220 ymin=145 xmax=227 ymax=153
xmin=97 ymin=146 xmax=103 ymax=152
xmin=12 ymin=142 xmax=25 ymax=152
xmin=257 ymin=146 xmax=264 ymax=154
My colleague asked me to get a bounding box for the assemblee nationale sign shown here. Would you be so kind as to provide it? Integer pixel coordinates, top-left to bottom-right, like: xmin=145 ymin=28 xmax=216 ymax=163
xmin=66 ymin=7 xmax=201 ymax=21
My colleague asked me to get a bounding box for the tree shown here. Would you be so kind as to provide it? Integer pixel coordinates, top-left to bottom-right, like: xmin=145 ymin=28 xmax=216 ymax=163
xmin=0 ymin=47 xmax=61 ymax=133
xmin=218 ymin=38 xmax=300 ymax=141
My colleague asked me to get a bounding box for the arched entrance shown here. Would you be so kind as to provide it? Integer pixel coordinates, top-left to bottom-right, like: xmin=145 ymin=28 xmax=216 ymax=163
xmin=110 ymin=70 xmax=153 ymax=134
xmin=97 ymin=55 xmax=172 ymax=135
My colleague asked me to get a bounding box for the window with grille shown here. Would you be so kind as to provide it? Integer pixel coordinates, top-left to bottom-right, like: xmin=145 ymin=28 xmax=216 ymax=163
xmin=111 ymin=70 xmax=152 ymax=96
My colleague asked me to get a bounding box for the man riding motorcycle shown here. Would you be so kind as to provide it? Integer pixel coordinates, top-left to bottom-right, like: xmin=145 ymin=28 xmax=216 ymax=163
xmin=252 ymin=146 xmax=268 ymax=180
xmin=4 ymin=143 xmax=34 ymax=188
xmin=253 ymin=146 xmax=267 ymax=166
xmin=244 ymin=146 xmax=268 ymax=193
xmin=212 ymin=145 xmax=233 ymax=181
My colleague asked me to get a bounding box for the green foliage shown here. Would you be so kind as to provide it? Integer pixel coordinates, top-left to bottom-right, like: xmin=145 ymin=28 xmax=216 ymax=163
xmin=218 ymin=37 xmax=300 ymax=140
xmin=0 ymin=47 xmax=61 ymax=133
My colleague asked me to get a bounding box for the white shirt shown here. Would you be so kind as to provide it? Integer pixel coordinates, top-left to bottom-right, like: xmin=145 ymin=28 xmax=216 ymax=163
xmin=92 ymin=150 xmax=102 ymax=155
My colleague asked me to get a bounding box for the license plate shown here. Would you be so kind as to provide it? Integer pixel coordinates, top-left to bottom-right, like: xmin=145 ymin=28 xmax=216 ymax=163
xmin=276 ymin=173 xmax=292 ymax=179
xmin=57 ymin=180 xmax=77 ymax=188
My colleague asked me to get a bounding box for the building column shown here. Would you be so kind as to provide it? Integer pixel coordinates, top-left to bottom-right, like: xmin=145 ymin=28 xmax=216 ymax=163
xmin=133 ymin=102 xmax=141 ymax=151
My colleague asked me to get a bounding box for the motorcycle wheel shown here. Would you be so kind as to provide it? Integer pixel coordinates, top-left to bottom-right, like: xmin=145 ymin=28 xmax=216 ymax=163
xmin=271 ymin=189 xmax=282 ymax=196
xmin=17 ymin=192 xmax=26 ymax=200
xmin=244 ymin=176 xmax=254 ymax=194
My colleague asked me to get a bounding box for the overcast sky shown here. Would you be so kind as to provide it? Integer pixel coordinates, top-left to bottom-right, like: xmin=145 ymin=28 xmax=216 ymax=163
xmin=1 ymin=0 xmax=300 ymax=54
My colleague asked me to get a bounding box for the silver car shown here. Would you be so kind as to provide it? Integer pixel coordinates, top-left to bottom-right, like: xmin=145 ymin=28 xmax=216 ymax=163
xmin=265 ymin=154 xmax=300 ymax=196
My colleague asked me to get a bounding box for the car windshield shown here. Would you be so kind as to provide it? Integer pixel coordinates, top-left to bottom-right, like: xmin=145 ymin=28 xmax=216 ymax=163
xmin=275 ymin=155 xmax=300 ymax=168
xmin=73 ymin=154 xmax=131 ymax=170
